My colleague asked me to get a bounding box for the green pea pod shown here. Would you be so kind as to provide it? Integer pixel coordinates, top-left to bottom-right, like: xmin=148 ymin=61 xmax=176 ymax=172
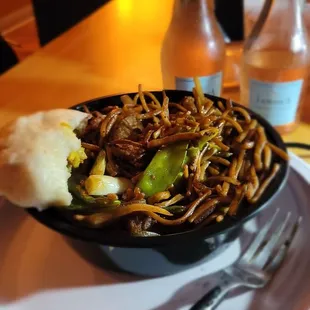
xmin=67 ymin=175 xmax=120 ymax=209
xmin=137 ymin=142 xmax=188 ymax=197
xmin=65 ymin=197 xmax=88 ymax=210
xmin=187 ymin=132 xmax=217 ymax=163
xmin=208 ymin=142 xmax=221 ymax=152
xmin=63 ymin=197 xmax=119 ymax=213
xmin=198 ymin=136 xmax=210 ymax=150
xmin=198 ymin=128 xmax=219 ymax=149
xmin=188 ymin=147 xmax=200 ymax=161
xmin=68 ymin=176 xmax=95 ymax=202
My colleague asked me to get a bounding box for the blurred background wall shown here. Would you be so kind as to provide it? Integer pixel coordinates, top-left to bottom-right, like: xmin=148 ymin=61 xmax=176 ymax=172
xmin=0 ymin=0 xmax=32 ymax=31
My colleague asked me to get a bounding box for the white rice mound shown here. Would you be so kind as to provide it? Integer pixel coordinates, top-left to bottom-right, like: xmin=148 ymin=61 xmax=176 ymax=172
xmin=0 ymin=109 xmax=89 ymax=209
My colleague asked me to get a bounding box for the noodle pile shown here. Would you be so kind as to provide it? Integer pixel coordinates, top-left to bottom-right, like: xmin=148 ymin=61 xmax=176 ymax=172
xmin=67 ymin=80 xmax=288 ymax=236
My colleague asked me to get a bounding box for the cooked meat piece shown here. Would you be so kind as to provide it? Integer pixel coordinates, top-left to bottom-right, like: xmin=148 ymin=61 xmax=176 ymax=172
xmin=84 ymin=116 xmax=103 ymax=134
xmin=142 ymin=215 xmax=155 ymax=230
xmin=181 ymin=96 xmax=197 ymax=114
xmin=110 ymin=115 xmax=143 ymax=141
xmin=111 ymin=142 xmax=145 ymax=167
xmin=128 ymin=214 xmax=155 ymax=235
xmin=102 ymin=106 xmax=117 ymax=114
xmin=81 ymin=116 xmax=104 ymax=144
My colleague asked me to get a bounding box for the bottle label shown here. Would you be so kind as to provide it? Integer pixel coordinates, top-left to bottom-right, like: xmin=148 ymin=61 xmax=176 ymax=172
xmin=249 ymin=79 xmax=303 ymax=126
xmin=175 ymin=72 xmax=223 ymax=96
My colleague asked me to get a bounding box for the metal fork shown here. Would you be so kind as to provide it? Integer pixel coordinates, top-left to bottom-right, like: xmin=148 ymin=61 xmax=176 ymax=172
xmin=190 ymin=210 xmax=302 ymax=310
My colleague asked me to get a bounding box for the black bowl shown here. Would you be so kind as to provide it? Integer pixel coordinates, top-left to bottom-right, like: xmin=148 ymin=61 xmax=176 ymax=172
xmin=27 ymin=90 xmax=289 ymax=276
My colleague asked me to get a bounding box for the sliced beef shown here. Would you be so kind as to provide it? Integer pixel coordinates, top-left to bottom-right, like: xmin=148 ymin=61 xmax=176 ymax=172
xmin=111 ymin=142 xmax=145 ymax=167
xmin=181 ymin=96 xmax=197 ymax=114
xmin=110 ymin=115 xmax=143 ymax=141
xmin=128 ymin=214 xmax=155 ymax=235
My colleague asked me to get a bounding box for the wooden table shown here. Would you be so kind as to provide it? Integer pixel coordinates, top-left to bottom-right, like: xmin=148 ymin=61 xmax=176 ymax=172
xmin=0 ymin=0 xmax=309 ymax=162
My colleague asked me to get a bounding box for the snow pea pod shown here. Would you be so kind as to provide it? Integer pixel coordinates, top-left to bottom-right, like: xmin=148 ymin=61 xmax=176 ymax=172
xmin=137 ymin=142 xmax=188 ymax=197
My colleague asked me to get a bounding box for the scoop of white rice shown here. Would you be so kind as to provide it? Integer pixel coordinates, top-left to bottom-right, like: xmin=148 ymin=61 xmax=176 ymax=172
xmin=0 ymin=109 xmax=89 ymax=209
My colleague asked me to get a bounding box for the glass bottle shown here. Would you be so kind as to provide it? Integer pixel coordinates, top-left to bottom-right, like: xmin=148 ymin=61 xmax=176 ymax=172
xmin=240 ymin=0 xmax=309 ymax=134
xmin=161 ymin=0 xmax=225 ymax=96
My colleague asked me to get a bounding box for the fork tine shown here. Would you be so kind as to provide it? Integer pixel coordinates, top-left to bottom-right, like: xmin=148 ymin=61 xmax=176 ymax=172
xmin=264 ymin=216 xmax=302 ymax=273
xmin=240 ymin=208 xmax=280 ymax=263
xmin=252 ymin=212 xmax=292 ymax=268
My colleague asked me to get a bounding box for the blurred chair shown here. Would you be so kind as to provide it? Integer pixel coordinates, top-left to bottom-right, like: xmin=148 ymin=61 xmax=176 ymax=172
xmin=32 ymin=0 xmax=110 ymax=46
xmin=0 ymin=36 xmax=18 ymax=74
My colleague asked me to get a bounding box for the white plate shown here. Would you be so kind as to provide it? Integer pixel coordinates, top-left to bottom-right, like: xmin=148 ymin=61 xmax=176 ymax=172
xmin=0 ymin=153 xmax=309 ymax=310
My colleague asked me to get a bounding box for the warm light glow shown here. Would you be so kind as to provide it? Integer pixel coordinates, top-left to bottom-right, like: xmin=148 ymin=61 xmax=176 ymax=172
xmin=116 ymin=0 xmax=133 ymax=18
xmin=115 ymin=0 xmax=174 ymax=25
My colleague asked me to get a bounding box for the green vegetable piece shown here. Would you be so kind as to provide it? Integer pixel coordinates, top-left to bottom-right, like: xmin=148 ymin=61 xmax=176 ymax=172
xmin=96 ymin=198 xmax=121 ymax=207
xmin=187 ymin=135 xmax=214 ymax=163
xmin=208 ymin=142 xmax=221 ymax=151
xmin=163 ymin=205 xmax=187 ymax=214
xmin=65 ymin=197 xmax=87 ymax=210
xmin=90 ymin=150 xmax=106 ymax=175
xmin=64 ymin=198 xmax=119 ymax=212
xmin=68 ymin=175 xmax=96 ymax=204
xmin=197 ymin=136 xmax=210 ymax=150
xmin=186 ymin=131 xmax=219 ymax=168
xmin=197 ymin=128 xmax=219 ymax=149
xmin=188 ymin=147 xmax=199 ymax=161
xmin=137 ymin=142 xmax=188 ymax=197
xmin=67 ymin=175 xmax=120 ymax=209
xmin=187 ymin=138 xmax=210 ymax=166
